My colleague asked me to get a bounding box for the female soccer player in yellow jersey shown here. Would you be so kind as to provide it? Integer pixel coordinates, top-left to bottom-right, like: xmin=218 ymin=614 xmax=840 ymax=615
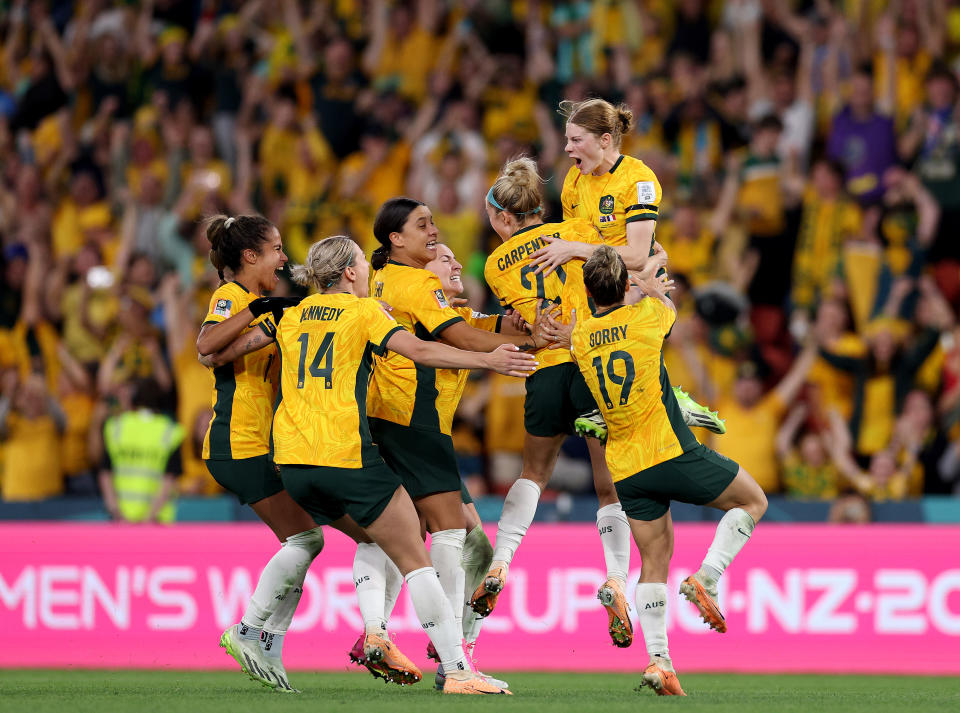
xmin=195 ymin=214 xmax=328 ymax=692
xmin=569 ymin=246 xmax=768 ymax=696
xmin=528 ymin=98 xmax=726 ymax=436
xmin=350 ymin=242 xmax=514 ymax=690
xmin=363 ymin=198 xmax=548 ymax=683
xmin=423 ymin=243 xmax=514 ymax=687
xmin=273 ymin=235 xmax=535 ymax=694
xmin=470 ymin=156 xmax=636 ymax=649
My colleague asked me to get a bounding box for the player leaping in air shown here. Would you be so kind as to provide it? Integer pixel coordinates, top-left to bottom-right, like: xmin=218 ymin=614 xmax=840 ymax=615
xmin=472 ymin=157 xmax=647 ymax=648
xmin=546 ymin=245 xmax=769 ymax=695
xmin=529 ymin=97 xmax=725 ymax=438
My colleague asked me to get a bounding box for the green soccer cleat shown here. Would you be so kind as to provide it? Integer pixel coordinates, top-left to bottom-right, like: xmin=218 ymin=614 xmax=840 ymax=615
xmin=219 ymin=625 xmax=278 ymax=689
xmin=673 ymin=386 xmax=726 ymax=434
xmin=574 ymin=409 xmax=608 ymax=444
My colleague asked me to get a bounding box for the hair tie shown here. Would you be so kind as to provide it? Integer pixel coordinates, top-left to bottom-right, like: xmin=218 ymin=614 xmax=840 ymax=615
xmin=486 ymin=186 xmax=541 ymax=216
xmin=224 ymin=217 xmax=235 ymax=229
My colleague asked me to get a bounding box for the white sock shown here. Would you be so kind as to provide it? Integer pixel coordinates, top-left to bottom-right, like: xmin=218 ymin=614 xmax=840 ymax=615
xmin=405 ymin=566 xmax=468 ymax=674
xmin=383 ymin=557 xmax=403 ymax=623
xmin=461 ymin=525 xmax=493 ymax=643
xmin=353 ymin=543 xmax=389 ymax=634
xmin=596 ymin=503 xmax=630 ymax=586
xmin=261 ymin=578 xmax=303 ymax=660
xmin=635 ymin=582 xmax=670 ymax=666
xmin=242 ymin=526 xmax=324 ymax=631
xmin=237 ymin=621 xmax=261 ymax=641
xmin=700 ymin=508 xmax=756 ymax=586
xmin=491 ymin=478 xmax=541 ymax=566
xmin=430 ymin=528 xmax=467 ymax=632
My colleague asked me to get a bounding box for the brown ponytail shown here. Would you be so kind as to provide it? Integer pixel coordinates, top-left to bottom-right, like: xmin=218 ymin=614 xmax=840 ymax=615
xmin=205 ymin=214 xmax=275 ymax=282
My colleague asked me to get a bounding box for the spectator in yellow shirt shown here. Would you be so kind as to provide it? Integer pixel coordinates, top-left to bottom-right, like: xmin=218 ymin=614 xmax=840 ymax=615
xmin=775 ymin=403 xmax=840 ymax=499
xmin=361 ymin=0 xmax=439 ymax=103
xmin=827 ymin=410 xmax=911 ymax=502
xmin=713 ymin=345 xmax=816 ymax=493
xmin=0 ymin=370 xmax=65 ymax=502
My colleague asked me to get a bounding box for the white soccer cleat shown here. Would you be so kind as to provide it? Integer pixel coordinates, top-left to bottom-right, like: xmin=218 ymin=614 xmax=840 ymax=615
xmin=219 ymin=624 xmax=277 ymax=688
xmin=264 ymin=659 xmax=300 ymax=693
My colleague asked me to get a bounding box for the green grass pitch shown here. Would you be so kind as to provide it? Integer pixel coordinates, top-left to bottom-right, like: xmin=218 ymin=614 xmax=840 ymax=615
xmin=2 ymin=670 xmax=958 ymax=712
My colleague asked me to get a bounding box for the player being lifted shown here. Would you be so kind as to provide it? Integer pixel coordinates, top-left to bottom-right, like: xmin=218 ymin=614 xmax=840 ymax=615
xmin=272 ymin=235 xmax=536 ymax=694
xmin=471 ymin=157 xmax=659 ymax=648
xmin=557 ymin=246 xmax=768 ymax=695
xmin=528 ymin=98 xmax=725 ymax=437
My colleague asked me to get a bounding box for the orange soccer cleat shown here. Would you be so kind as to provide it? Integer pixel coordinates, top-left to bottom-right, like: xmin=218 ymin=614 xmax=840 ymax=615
xmin=442 ymin=671 xmax=511 ymax=695
xmin=469 ymin=563 xmax=507 ymax=618
xmin=679 ymin=574 xmax=727 ymax=633
xmin=597 ymin=578 xmax=634 ymax=648
xmin=362 ymin=632 xmax=422 ymax=686
xmin=640 ymin=662 xmax=687 ymax=696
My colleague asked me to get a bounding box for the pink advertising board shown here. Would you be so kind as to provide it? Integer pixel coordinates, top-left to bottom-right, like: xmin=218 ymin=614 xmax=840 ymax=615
xmin=2 ymin=523 xmax=959 ymax=673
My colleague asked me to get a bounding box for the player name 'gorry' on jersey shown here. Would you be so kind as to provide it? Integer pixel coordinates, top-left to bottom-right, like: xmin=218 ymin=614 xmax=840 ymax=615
xmin=571 ymin=298 xmax=696 ymax=481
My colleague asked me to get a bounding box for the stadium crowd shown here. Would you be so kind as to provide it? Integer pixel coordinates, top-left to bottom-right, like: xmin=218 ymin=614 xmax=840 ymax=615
xmin=3 ymin=0 xmax=960 ymax=514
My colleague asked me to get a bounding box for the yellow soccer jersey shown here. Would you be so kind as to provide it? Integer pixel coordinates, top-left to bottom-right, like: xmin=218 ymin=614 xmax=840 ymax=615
xmin=201 ymin=281 xmax=280 ymax=460
xmin=484 ymin=219 xmax=601 ymax=371
xmin=561 ymin=155 xmax=662 ymax=245
xmin=273 ymin=293 xmax=403 ymax=467
xmin=367 ymin=261 xmax=466 ymax=430
xmin=434 ymin=308 xmax=501 ymax=436
xmin=571 ymin=299 xmax=697 ymax=481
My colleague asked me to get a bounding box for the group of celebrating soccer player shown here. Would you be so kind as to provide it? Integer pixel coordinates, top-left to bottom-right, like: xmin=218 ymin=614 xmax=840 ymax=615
xmin=196 ymin=97 xmax=768 ymax=697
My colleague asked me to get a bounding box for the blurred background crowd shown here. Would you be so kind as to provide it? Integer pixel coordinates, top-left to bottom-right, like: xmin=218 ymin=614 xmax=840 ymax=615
xmin=3 ymin=0 xmax=960 ymax=521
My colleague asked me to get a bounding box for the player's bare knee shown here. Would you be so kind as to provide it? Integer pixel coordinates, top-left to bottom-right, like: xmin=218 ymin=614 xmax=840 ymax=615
xmin=747 ymin=490 xmax=768 ymax=524
xmin=519 ymin=470 xmax=550 ymax=489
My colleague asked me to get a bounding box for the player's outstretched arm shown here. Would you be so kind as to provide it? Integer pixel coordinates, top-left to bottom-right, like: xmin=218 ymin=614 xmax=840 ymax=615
xmin=383 ymin=330 xmax=538 ymax=377
xmin=438 ymin=318 xmax=546 ymax=353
